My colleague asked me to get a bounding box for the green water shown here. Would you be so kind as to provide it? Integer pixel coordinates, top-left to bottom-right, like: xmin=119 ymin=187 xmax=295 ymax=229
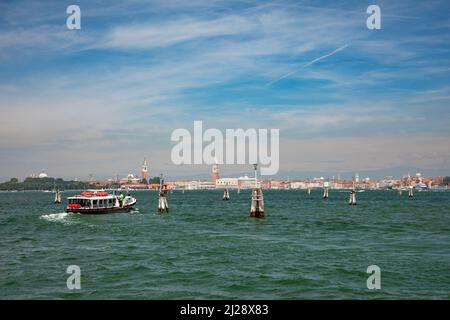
xmin=0 ymin=189 xmax=449 ymax=299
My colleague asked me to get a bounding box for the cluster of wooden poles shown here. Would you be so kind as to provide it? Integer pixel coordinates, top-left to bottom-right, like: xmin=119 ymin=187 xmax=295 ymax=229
xmin=322 ymin=184 xmax=414 ymax=206
xmin=54 ymin=170 xmax=416 ymax=217
xmin=158 ymin=174 xmax=169 ymax=213
xmin=157 ymin=167 xmax=416 ymax=218
xmin=158 ymin=166 xmax=266 ymax=218
xmin=220 ymin=187 xmax=265 ymax=218
xmin=226 ymin=180 xmax=415 ymax=218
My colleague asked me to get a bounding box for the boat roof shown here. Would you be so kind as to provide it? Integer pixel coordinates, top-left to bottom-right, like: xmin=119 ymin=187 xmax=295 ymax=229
xmin=67 ymin=195 xmax=115 ymax=199
xmin=67 ymin=190 xmax=115 ymax=199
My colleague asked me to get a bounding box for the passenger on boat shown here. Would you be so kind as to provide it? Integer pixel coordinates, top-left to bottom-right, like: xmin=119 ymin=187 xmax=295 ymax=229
xmin=119 ymin=193 xmax=124 ymax=208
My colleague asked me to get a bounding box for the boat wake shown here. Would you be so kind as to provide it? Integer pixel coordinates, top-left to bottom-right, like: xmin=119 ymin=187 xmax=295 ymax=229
xmin=40 ymin=212 xmax=73 ymax=223
xmin=129 ymin=207 xmax=140 ymax=214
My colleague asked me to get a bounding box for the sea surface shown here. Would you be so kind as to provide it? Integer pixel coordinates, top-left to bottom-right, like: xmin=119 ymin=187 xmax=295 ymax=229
xmin=0 ymin=189 xmax=449 ymax=299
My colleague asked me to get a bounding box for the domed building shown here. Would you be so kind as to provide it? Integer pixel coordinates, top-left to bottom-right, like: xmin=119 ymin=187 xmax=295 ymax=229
xmin=38 ymin=170 xmax=48 ymax=178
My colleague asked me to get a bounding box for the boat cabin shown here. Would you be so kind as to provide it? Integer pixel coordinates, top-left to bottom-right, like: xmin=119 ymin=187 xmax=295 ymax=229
xmin=67 ymin=191 xmax=117 ymax=209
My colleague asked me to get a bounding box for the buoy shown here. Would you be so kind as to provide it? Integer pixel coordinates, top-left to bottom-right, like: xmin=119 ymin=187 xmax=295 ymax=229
xmin=223 ymin=189 xmax=230 ymax=201
xmin=307 ymin=187 xmax=311 ymax=195
xmin=399 ymin=188 xmax=402 ymax=196
xmin=250 ymin=164 xmax=265 ymax=218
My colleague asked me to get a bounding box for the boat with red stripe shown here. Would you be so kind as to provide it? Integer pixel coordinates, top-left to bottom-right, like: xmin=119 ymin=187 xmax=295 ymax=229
xmin=64 ymin=190 xmax=137 ymax=214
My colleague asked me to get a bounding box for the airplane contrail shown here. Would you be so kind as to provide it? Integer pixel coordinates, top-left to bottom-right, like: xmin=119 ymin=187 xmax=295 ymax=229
xmin=265 ymin=44 xmax=349 ymax=86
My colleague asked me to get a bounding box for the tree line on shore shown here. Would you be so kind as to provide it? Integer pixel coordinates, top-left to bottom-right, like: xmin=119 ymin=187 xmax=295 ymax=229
xmin=1 ymin=176 xmax=449 ymax=191
xmin=0 ymin=177 xmax=92 ymax=191
xmin=0 ymin=176 xmax=163 ymax=191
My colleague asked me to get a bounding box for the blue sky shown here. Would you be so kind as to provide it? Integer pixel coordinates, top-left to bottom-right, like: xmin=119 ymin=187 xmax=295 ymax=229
xmin=1 ymin=0 xmax=450 ymax=180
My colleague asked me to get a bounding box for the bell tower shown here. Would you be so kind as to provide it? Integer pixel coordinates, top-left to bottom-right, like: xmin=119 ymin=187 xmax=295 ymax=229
xmin=212 ymin=157 xmax=220 ymax=183
xmin=142 ymin=158 xmax=149 ymax=182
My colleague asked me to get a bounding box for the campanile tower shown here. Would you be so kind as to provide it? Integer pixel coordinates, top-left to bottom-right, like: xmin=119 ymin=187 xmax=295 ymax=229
xmin=212 ymin=157 xmax=220 ymax=183
xmin=142 ymin=158 xmax=149 ymax=182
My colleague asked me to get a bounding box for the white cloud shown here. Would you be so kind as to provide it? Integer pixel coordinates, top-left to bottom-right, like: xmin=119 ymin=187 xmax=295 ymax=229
xmin=1 ymin=1 xmax=450 ymax=178
xmin=280 ymin=134 xmax=450 ymax=172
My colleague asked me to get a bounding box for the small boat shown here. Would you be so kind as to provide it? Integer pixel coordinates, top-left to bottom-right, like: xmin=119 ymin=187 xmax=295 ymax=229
xmin=65 ymin=190 xmax=137 ymax=214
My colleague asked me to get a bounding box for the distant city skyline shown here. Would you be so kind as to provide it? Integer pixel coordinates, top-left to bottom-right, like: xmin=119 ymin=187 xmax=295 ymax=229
xmin=6 ymin=162 xmax=448 ymax=183
xmin=1 ymin=0 xmax=450 ymax=180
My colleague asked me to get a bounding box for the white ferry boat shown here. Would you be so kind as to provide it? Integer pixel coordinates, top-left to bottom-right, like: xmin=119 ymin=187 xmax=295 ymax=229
xmin=65 ymin=190 xmax=137 ymax=214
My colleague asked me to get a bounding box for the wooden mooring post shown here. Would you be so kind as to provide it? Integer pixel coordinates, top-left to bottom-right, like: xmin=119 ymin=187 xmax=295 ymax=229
xmin=158 ymin=173 xmax=169 ymax=213
xmin=408 ymin=185 xmax=414 ymax=198
xmin=250 ymin=164 xmax=265 ymax=218
xmin=348 ymin=190 xmax=356 ymax=205
xmin=250 ymin=188 xmax=265 ymax=218
xmin=223 ymin=188 xmax=230 ymax=201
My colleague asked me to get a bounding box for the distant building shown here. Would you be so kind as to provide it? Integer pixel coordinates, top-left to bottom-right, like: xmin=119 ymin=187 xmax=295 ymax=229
xmin=169 ymin=180 xmax=191 ymax=189
xmin=215 ymin=178 xmax=238 ymax=188
xmin=187 ymin=180 xmax=216 ymax=190
xmin=211 ymin=159 xmax=220 ymax=183
xmin=238 ymin=176 xmax=257 ymax=189
xmin=142 ymin=158 xmax=149 ymax=182
xmin=331 ymin=179 xmax=354 ymax=189
xmin=290 ymin=181 xmax=309 ymax=189
xmin=38 ymin=170 xmax=48 ymax=178
xmin=112 ymin=173 xmax=141 ymax=185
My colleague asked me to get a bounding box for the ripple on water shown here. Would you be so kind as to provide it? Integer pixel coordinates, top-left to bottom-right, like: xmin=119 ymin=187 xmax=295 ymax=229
xmin=1 ymin=190 xmax=449 ymax=299
xmin=40 ymin=212 xmax=71 ymax=223
xmin=39 ymin=212 xmax=99 ymax=231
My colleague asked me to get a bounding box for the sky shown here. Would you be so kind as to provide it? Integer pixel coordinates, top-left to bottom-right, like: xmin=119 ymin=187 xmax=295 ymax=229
xmin=1 ymin=0 xmax=450 ymax=181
